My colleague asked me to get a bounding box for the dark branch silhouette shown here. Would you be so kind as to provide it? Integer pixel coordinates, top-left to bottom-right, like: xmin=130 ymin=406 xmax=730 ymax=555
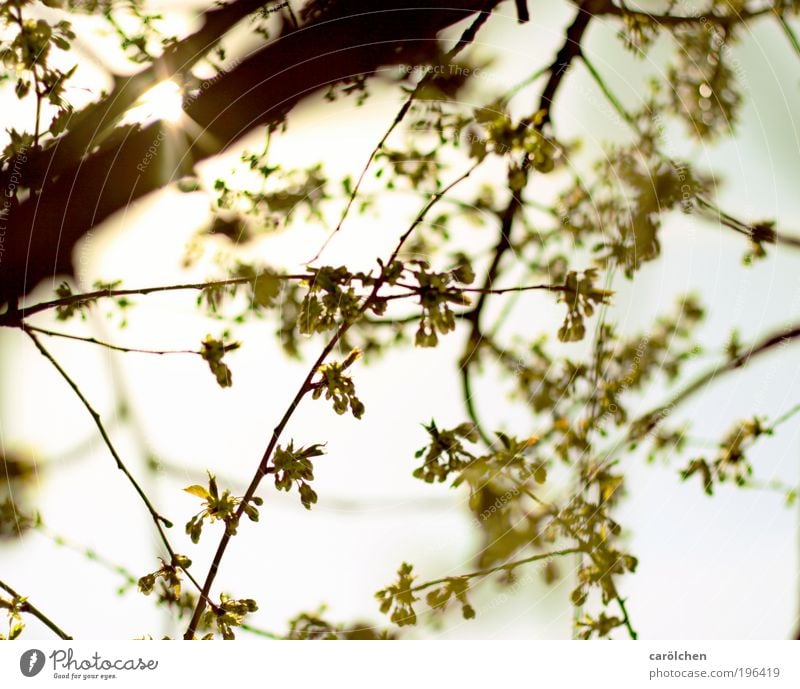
xmin=1 ymin=0 xmax=500 ymax=306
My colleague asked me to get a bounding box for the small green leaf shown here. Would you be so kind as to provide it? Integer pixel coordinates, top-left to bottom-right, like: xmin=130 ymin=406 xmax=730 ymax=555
xmin=184 ymin=485 xmax=210 ymax=500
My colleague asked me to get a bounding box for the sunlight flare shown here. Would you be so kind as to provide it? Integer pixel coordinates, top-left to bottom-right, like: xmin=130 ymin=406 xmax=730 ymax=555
xmin=126 ymin=79 xmax=185 ymax=125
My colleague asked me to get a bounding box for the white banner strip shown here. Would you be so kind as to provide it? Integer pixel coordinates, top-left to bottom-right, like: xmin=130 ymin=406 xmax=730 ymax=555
xmin=1 ymin=641 xmax=798 ymax=687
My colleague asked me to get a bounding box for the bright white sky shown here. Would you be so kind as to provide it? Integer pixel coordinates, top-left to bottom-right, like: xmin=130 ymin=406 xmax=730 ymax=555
xmin=1 ymin=1 xmax=799 ymax=640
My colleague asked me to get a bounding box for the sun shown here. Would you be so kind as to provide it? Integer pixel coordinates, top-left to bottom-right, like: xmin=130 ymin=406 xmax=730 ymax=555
xmin=125 ymin=79 xmax=185 ymax=125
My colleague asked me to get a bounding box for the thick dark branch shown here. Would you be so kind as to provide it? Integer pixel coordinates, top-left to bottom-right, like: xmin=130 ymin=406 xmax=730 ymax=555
xmin=1 ymin=0 xmax=500 ymax=306
xmin=537 ymin=0 xmax=595 ymax=127
xmin=10 ymin=0 xmax=271 ymax=192
xmin=184 ymin=1 xmax=499 ymax=144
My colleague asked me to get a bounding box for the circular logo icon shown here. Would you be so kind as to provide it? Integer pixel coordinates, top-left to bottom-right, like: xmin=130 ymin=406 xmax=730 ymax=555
xmin=20 ymin=649 xmax=45 ymax=677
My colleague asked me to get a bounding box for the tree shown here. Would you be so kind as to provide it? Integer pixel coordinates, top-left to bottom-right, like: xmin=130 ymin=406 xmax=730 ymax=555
xmin=1 ymin=0 xmax=799 ymax=640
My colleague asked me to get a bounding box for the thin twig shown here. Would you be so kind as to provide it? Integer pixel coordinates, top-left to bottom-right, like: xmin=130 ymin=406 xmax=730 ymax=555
xmin=696 ymin=196 xmax=800 ymax=249
xmin=459 ymin=1 xmax=594 ymax=455
xmin=457 ymin=283 xmax=571 ymax=296
xmin=0 ymin=579 xmax=73 ymax=640
xmin=26 ymin=325 xmax=204 ymax=356
xmin=409 ymin=547 xmax=583 ymax=593
xmin=514 ymin=483 xmax=638 ymax=639
xmin=25 ymin=328 xmax=173 ymax=534
xmin=580 ymin=53 xmax=636 ymax=128
xmin=184 ymin=164 xmax=479 ymax=638
xmin=305 ymin=0 xmax=499 ymax=264
xmin=11 ymin=274 xmax=311 ymax=323
xmin=500 ymin=64 xmax=551 ymax=106
xmin=23 ymin=329 xmax=211 ymax=604
xmin=615 ymin=595 xmax=637 ymax=640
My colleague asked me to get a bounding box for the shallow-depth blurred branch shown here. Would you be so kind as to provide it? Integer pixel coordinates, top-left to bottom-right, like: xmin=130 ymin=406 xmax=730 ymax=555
xmin=460 ymin=366 xmax=495 ymax=447
xmin=594 ymin=0 xmax=774 ymax=27
xmin=408 ymin=547 xmax=582 ymax=594
xmin=239 ymin=623 xmax=283 ymax=639
xmin=580 ymin=53 xmax=800 ymax=254
xmin=626 ymin=322 xmax=800 ymax=443
xmin=0 ymin=579 xmax=73 ymax=640
xmin=36 ymin=522 xmax=139 ymax=595
xmin=777 ymin=12 xmax=800 ymax=60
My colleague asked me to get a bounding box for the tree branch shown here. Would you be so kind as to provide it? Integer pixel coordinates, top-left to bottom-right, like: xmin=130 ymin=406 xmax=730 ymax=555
xmin=183 ymin=162 xmax=478 ymax=638
xmin=627 ymin=322 xmax=800 ymax=443
xmin=593 ymin=0 xmax=774 ymax=28
xmin=25 ymin=325 xmax=205 ymax=357
xmin=308 ymin=0 xmax=499 ymax=263
xmin=579 ymin=54 xmax=800 ymax=253
xmin=409 ymin=547 xmax=583 ymax=593
xmin=0 ymin=579 xmax=73 ymax=640
xmin=459 ymin=0 xmax=594 ymax=441
xmin=10 ymin=0 xmax=273 ymax=192
xmin=23 ymin=328 xmax=218 ymax=609
xmin=24 ymin=328 xmax=175 ymax=531
xmin=514 ymin=482 xmax=638 ymax=639
xmin=2 ymin=274 xmax=309 ymax=325
xmin=1 ymin=0 xmax=501 ymax=306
